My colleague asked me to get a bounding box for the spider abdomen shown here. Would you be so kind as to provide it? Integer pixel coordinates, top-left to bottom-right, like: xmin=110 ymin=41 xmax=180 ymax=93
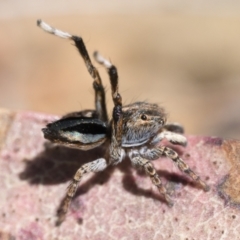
xmin=43 ymin=116 xmax=108 ymax=150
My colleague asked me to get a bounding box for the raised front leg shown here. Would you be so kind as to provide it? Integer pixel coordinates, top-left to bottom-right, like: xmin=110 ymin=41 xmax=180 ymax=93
xmin=57 ymin=158 xmax=108 ymax=225
xmin=129 ymin=152 xmax=173 ymax=206
xmin=140 ymin=146 xmax=210 ymax=191
xmin=94 ymin=51 xmax=123 ymax=143
xmin=37 ymin=20 xmax=108 ymax=122
xmin=94 ymin=52 xmax=123 ymax=163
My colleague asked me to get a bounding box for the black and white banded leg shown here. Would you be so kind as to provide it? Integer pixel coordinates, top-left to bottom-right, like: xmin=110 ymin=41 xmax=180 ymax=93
xmin=94 ymin=52 xmax=123 ymax=162
xmin=37 ymin=20 xmax=108 ymax=122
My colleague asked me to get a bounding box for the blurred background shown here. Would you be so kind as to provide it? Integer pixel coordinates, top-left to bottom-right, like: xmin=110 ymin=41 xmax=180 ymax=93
xmin=0 ymin=0 xmax=240 ymax=139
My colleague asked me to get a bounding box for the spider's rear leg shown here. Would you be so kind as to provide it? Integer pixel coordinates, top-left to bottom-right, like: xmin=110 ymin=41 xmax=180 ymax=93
xmin=56 ymin=158 xmax=108 ymax=225
xmin=37 ymin=19 xmax=108 ymax=122
xmin=130 ymin=154 xmax=173 ymax=206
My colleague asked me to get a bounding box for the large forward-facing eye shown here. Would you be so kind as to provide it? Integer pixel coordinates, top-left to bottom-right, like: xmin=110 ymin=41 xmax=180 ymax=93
xmin=141 ymin=114 xmax=147 ymax=120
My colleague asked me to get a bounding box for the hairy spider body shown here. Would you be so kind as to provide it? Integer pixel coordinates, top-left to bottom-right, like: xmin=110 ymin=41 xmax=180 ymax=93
xmin=37 ymin=20 xmax=209 ymax=225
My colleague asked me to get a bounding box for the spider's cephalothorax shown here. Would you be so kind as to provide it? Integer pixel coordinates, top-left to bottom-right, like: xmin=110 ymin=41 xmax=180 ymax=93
xmin=121 ymin=102 xmax=166 ymax=147
xmin=37 ymin=20 xmax=210 ymax=225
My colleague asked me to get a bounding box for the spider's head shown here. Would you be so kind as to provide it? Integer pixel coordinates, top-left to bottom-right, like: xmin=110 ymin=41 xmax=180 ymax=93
xmin=121 ymin=102 xmax=166 ymax=147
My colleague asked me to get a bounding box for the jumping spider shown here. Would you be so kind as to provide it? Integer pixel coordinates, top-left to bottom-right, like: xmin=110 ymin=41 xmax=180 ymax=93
xmin=37 ymin=20 xmax=209 ymax=224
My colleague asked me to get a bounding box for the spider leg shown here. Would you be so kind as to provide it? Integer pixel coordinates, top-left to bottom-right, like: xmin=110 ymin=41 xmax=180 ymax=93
xmin=56 ymin=158 xmax=108 ymax=225
xmin=94 ymin=52 xmax=123 ymax=162
xmin=93 ymin=52 xmax=122 ymax=117
xmin=140 ymin=146 xmax=210 ymax=191
xmin=37 ymin=20 xmax=108 ymax=122
xmin=129 ymin=153 xmax=173 ymax=206
xmin=163 ymin=122 xmax=184 ymax=134
xmin=150 ymin=131 xmax=187 ymax=146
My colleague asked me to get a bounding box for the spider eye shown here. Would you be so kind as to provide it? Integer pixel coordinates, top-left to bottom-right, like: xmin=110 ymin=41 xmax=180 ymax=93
xmin=141 ymin=114 xmax=147 ymax=120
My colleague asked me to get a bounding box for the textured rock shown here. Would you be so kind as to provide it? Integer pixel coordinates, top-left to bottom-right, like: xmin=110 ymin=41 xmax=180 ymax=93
xmin=0 ymin=109 xmax=239 ymax=240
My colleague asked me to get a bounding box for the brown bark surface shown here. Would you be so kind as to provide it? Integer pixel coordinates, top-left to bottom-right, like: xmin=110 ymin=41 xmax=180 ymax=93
xmin=0 ymin=109 xmax=239 ymax=240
